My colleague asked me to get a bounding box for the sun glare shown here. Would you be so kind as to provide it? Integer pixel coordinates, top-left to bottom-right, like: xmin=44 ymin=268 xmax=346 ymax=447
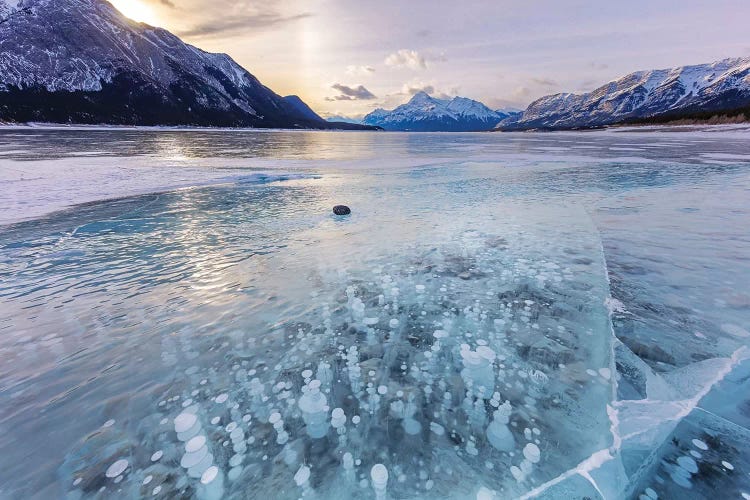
xmin=110 ymin=0 xmax=161 ymax=26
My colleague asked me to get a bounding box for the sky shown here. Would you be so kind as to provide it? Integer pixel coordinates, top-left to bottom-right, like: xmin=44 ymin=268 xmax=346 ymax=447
xmin=109 ymin=0 xmax=750 ymax=118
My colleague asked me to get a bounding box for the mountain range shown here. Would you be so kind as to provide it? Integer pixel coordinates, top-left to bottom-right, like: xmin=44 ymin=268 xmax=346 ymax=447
xmin=325 ymin=115 xmax=365 ymax=125
xmin=1 ymin=0 xmax=747 ymax=131
xmin=499 ymin=57 xmax=750 ymax=130
xmin=0 ymin=0 xmax=374 ymax=129
xmin=363 ymin=92 xmax=520 ymax=131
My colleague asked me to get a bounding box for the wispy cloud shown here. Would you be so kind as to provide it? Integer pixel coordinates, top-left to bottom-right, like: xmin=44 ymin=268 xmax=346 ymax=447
xmin=178 ymin=13 xmax=311 ymax=38
xmin=531 ymin=77 xmax=558 ymax=87
xmin=402 ymin=82 xmax=435 ymax=95
xmin=345 ymin=65 xmax=375 ymax=76
xmin=400 ymin=80 xmax=457 ymax=99
xmin=385 ymin=49 xmax=430 ymax=70
xmin=148 ymin=0 xmax=175 ymax=7
xmin=588 ymin=61 xmax=609 ymax=70
xmin=578 ymin=79 xmax=599 ymax=91
xmin=172 ymin=1 xmax=311 ymax=39
xmin=512 ymin=86 xmax=531 ymax=100
xmin=326 ymin=83 xmax=376 ymax=101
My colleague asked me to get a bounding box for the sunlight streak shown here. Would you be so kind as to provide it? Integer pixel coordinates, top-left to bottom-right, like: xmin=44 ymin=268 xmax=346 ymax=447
xmin=109 ymin=0 xmax=161 ymax=26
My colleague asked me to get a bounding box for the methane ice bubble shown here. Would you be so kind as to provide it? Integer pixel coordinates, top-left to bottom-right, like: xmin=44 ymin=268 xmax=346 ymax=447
xmin=44 ymin=208 xmax=619 ymax=498
xmin=371 ymin=464 xmax=388 ymax=499
xmin=676 ymin=455 xmax=698 ymax=474
xmin=692 ymin=439 xmax=709 ymax=450
xmin=523 ymin=443 xmax=541 ymax=464
xmin=105 ymin=459 xmax=128 ymax=478
xmin=186 ymin=435 xmax=206 ymax=453
xmin=181 ymin=446 xmax=209 ymax=469
xmin=174 ymin=413 xmax=198 ymax=433
xmin=200 ymin=466 xmax=219 ymax=484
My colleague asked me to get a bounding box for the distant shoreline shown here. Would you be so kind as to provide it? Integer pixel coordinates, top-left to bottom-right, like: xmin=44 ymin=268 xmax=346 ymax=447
xmin=0 ymin=123 xmax=382 ymax=132
xmin=1 ymin=122 xmax=749 ymax=135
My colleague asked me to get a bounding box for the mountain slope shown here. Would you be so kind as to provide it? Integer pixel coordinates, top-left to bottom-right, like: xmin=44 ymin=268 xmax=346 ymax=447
xmin=282 ymin=95 xmax=323 ymax=122
xmin=499 ymin=57 xmax=750 ymax=130
xmin=0 ymin=0 xmax=374 ymax=129
xmin=363 ymin=92 xmax=512 ymax=131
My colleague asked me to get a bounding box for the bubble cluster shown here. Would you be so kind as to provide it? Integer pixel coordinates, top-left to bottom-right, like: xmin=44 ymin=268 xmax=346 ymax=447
xmin=60 ymin=226 xmax=614 ymax=498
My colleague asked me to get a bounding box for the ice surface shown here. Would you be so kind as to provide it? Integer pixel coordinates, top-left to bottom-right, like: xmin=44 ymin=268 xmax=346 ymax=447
xmin=629 ymin=407 xmax=750 ymax=498
xmin=0 ymin=128 xmax=749 ymax=498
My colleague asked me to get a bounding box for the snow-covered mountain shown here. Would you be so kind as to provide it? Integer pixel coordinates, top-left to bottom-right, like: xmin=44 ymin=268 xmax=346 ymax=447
xmin=0 ymin=0 xmax=374 ymax=129
xmin=0 ymin=0 xmax=21 ymax=17
xmin=496 ymin=106 xmax=524 ymax=115
xmin=363 ymin=92 xmax=514 ymax=131
xmin=500 ymin=57 xmax=750 ymax=130
xmin=325 ymin=115 xmax=363 ymax=125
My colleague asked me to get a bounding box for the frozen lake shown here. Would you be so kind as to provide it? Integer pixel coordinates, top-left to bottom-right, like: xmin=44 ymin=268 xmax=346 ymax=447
xmin=1 ymin=128 xmax=749 ymax=499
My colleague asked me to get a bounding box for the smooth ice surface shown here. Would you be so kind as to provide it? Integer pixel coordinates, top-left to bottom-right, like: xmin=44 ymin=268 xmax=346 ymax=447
xmin=1 ymin=128 xmax=749 ymax=499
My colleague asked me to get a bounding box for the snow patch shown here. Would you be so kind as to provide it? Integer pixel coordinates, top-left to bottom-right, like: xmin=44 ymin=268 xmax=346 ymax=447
xmin=0 ymin=155 xmax=317 ymax=225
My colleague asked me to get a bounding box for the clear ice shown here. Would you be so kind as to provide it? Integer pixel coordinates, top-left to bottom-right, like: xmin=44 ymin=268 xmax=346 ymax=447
xmin=0 ymin=128 xmax=749 ymax=499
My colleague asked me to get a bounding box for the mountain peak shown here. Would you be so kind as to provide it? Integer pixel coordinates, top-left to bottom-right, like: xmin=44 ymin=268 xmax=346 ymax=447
xmin=408 ymin=91 xmax=435 ymax=104
xmin=363 ymin=93 xmax=508 ymax=131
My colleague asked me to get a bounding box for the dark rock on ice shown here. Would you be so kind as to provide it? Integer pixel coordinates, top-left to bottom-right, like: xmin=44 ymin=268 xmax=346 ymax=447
xmin=333 ymin=205 xmax=351 ymax=215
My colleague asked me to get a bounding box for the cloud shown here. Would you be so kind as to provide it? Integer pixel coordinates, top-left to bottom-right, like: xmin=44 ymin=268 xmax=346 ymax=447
xmin=178 ymin=13 xmax=311 ymax=38
xmin=588 ymin=62 xmax=609 ymax=70
xmin=370 ymin=80 xmax=457 ymax=109
xmin=345 ymin=65 xmax=375 ymax=76
xmin=150 ymin=0 xmax=175 ymax=7
xmin=173 ymin=1 xmax=312 ymax=39
xmin=578 ymin=79 xmax=599 ymax=91
xmin=400 ymin=80 xmax=458 ymax=99
xmin=385 ymin=49 xmax=429 ymax=70
xmin=512 ymin=86 xmax=531 ymax=100
xmin=531 ymin=77 xmax=558 ymax=88
xmin=484 ymin=97 xmax=527 ymax=111
xmin=402 ymin=82 xmax=435 ymax=95
xmin=326 ymin=83 xmax=376 ymax=101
